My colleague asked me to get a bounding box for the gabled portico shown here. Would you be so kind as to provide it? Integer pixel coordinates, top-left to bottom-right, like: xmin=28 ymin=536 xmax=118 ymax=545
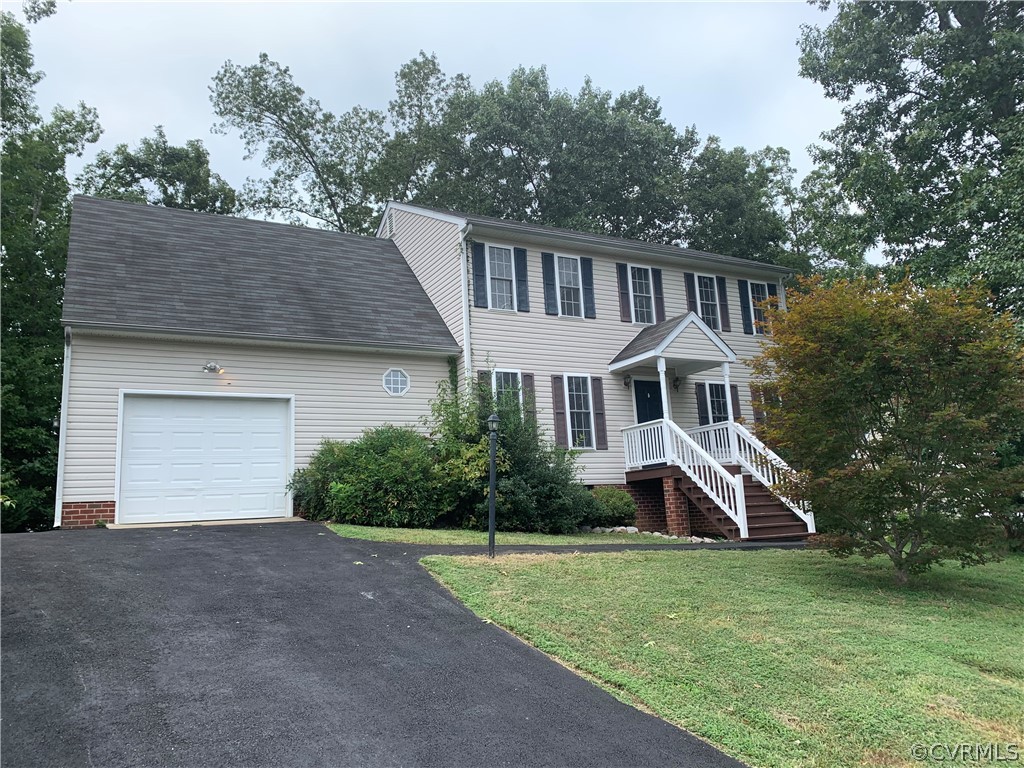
xmin=609 ymin=312 xmax=814 ymax=542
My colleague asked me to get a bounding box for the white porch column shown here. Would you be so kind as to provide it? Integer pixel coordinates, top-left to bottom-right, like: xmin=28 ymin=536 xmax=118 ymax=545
xmin=722 ymin=361 xmax=739 ymax=462
xmin=658 ymin=357 xmax=673 ymax=462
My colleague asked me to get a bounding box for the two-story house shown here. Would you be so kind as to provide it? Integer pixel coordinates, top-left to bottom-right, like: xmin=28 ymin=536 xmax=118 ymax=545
xmin=55 ymin=196 xmax=813 ymax=540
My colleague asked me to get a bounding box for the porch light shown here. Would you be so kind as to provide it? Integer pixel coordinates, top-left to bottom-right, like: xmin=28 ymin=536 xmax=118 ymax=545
xmin=672 ymin=376 xmax=682 ymax=392
xmin=202 ymin=361 xmax=225 ymax=374
xmin=623 ymin=374 xmax=632 ymax=388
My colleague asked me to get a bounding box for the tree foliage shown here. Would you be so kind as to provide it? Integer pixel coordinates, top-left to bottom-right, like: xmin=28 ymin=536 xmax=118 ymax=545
xmin=210 ymin=51 xmax=826 ymax=263
xmin=752 ymin=278 xmax=1024 ymax=583
xmin=800 ymin=1 xmax=1024 ymax=315
xmin=77 ymin=126 xmax=236 ymax=213
xmin=1 ymin=11 xmax=101 ymax=531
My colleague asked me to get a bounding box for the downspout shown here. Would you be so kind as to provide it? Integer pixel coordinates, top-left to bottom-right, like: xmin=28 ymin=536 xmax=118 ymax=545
xmin=53 ymin=327 xmax=72 ymax=528
xmin=459 ymin=222 xmax=474 ymax=387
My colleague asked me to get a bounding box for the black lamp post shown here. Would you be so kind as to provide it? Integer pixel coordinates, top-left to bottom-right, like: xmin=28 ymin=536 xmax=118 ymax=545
xmin=487 ymin=412 xmax=499 ymax=559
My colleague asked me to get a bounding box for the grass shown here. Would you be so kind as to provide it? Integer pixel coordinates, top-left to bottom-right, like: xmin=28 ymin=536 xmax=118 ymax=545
xmin=422 ymin=549 xmax=1024 ymax=768
xmin=327 ymin=523 xmax=695 ymax=546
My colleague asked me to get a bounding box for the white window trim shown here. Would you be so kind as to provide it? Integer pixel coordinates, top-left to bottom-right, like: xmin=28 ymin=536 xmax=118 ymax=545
xmin=554 ymin=253 xmax=583 ymax=318
xmin=627 ymin=263 xmax=655 ymax=325
xmin=492 ymin=368 xmax=524 ymax=406
xmin=694 ymin=272 xmax=721 ymax=331
xmin=484 ymin=241 xmax=518 ymax=312
xmin=747 ymin=280 xmax=769 ymax=336
xmin=382 ymin=368 xmax=411 ymax=397
xmin=563 ymin=373 xmax=596 ymax=451
xmin=699 ymin=379 xmax=730 ymax=424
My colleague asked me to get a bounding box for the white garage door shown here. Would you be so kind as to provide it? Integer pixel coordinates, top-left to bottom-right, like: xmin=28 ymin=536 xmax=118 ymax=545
xmin=118 ymin=395 xmax=291 ymax=525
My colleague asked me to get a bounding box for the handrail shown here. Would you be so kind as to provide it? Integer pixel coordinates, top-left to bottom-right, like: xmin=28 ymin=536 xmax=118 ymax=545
xmin=621 ymin=420 xmax=668 ymax=470
xmin=731 ymin=421 xmax=815 ymax=532
xmin=684 ymin=422 xmax=732 ymax=463
xmin=663 ymin=421 xmax=748 ymax=539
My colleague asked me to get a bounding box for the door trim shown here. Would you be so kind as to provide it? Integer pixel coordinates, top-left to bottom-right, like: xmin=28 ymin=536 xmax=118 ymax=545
xmin=114 ymin=389 xmax=296 ymax=525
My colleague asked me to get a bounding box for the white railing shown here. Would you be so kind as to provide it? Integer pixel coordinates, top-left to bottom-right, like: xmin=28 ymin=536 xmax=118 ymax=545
xmin=622 ymin=420 xmax=747 ymax=538
xmin=622 ymin=419 xmax=668 ymax=470
xmin=732 ymin=421 xmax=815 ymax=532
xmin=685 ymin=422 xmax=732 ymax=463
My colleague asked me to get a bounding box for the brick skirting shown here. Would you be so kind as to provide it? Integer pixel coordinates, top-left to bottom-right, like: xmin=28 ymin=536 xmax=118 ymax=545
xmin=612 ymin=480 xmax=666 ymax=532
xmin=61 ymin=501 xmax=115 ymax=529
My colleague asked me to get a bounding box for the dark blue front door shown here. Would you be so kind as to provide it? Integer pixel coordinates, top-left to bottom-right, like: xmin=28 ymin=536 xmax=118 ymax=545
xmin=633 ymin=380 xmax=664 ymax=423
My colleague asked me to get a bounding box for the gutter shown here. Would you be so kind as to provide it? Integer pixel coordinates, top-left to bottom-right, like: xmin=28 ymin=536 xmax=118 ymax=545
xmin=459 ymin=222 xmax=474 ymax=386
xmin=53 ymin=327 xmax=72 ymax=528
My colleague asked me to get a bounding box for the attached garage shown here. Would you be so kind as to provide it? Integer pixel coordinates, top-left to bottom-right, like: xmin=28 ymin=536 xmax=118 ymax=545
xmin=116 ymin=393 xmax=293 ymax=525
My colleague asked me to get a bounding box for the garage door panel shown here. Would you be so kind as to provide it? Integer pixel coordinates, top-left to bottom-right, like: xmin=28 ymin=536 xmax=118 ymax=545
xmin=119 ymin=396 xmax=290 ymax=524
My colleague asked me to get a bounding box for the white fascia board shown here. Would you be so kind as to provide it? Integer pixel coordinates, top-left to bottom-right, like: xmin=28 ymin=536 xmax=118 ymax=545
xmin=608 ymin=312 xmax=737 ymax=372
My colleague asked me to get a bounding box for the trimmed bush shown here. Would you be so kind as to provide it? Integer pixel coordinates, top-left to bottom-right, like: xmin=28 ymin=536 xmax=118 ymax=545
xmin=587 ymin=487 xmax=637 ymax=528
xmin=327 ymin=426 xmax=440 ymax=528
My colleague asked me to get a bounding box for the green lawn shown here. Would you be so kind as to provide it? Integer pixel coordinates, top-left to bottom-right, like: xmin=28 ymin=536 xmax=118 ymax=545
xmin=328 ymin=523 xmax=693 ymax=546
xmin=423 ymin=549 xmax=1024 ymax=768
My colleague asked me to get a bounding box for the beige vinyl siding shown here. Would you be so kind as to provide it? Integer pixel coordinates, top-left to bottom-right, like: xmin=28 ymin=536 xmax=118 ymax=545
xmin=62 ymin=334 xmax=450 ymax=502
xmin=468 ymin=244 xmax=776 ymax=484
xmin=387 ymin=209 xmax=464 ymax=346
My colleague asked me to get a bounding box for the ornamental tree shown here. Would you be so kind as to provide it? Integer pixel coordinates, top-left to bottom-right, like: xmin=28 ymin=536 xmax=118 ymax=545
xmin=752 ymin=278 xmax=1024 ymax=584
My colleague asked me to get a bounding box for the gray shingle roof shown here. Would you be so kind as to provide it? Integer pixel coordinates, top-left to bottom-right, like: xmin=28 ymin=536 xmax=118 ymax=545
xmin=610 ymin=314 xmax=692 ymax=365
xmin=396 ymin=203 xmax=792 ymax=275
xmin=64 ymin=196 xmax=460 ymax=353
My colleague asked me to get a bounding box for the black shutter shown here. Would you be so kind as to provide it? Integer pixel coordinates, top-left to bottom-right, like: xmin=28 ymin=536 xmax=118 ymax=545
xmin=716 ymin=275 xmax=731 ymax=332
xmin=750 ymin=384 xmax=765 ymax=426
xmin=616 ymin=263 xmax=631 ymax=322
xmin=541 ymin=253 xmax=558 ymax=315
xmin=652 ymin=268 xmax=666 ymax=323
xmin=695 ymin=383 xmax=709 ymax=426
xmin=522 ymin=373 xmax=536 ymax=423
xmin=472 ymin=242 xmax=488 ymax=308
xmin=738 ymin=279 xmax=754 ymax=335
xmin=592 ymin=377 xmax=608 ymax=450
xmin=684 ymin=272 xmax=698 ymax=314
xmin=514 ymin=247 xmax=530 ymax=312
xmin=581 ymin=258 xmax=596 ymax=319
xmin=551 ymin=375 xmax=568 ymax=447
xmin=730 ymin=384 xmax=742 ymax=422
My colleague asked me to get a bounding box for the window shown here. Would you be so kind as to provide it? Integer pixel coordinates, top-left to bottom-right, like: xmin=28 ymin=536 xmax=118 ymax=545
xmin=630 ymin=266 xmax=655 ymax=324
xmin=493 ymin=369 xmax=522 ymax=405
xmin=556 ymin=256 xmax=582 ymax=317
xmin=697 ymin=275 xmax=720 ymax=330
xmin=704 ymin=382 xmax=729 ymax=423
xmin=487 ymin=245 xmax=515 ymax=310
xmin=382 ymin=368 xmax=410 ymax=396
xmin=749 ymin=281 xmax=769 ymax=335
xmin=566 ymin=375 xmax=595 ymax=449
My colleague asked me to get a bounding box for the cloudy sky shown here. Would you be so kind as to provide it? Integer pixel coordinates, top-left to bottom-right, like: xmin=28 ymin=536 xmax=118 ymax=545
xmin=25 ymin=0 xmax=844 ymax=193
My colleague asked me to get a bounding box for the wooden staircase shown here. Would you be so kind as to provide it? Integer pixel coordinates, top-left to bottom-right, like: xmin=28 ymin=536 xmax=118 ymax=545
xmin=677 ymin=469 xmax=811 ymax=542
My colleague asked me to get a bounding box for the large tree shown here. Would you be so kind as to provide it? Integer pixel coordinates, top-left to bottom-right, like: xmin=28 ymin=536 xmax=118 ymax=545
xmin=1 ymin=12 xmax=101 ymax=531
xmin=753 ymin=278 xmax=1024 ymax=583
xmin=77 ymin=125 xmax=236 ymax=214
xmin=799 ymin=1 xmax=1024 ymax=315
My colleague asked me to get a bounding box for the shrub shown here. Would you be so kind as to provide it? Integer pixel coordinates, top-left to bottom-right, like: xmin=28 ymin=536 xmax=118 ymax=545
xmin=327 ymin=425 xmax=440 ymax=528
xmin=587 ymin=487 xmax=637 ymax=528
xmin=288 ymin=439 xmax=349 ymax=521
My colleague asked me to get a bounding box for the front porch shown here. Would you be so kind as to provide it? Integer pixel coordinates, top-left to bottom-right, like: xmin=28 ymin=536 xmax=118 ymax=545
xmin=609 ymin=312 xmax=815 ymax=542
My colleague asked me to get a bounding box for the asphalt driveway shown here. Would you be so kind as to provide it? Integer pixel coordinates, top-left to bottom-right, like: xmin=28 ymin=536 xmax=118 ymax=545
xmin=1 ymin=521 xmax=744 ymax=768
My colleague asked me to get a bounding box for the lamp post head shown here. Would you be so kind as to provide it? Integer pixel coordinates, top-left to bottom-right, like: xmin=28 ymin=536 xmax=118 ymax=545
xmin=487 ymin=413 xmax=499 ymax=434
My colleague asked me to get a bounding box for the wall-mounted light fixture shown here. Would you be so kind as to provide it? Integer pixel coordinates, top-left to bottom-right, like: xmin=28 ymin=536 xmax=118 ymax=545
xmin=672 ymin=376 xmax=682 ymax=392
xmin=202 ymin=361 xmax=225 ymax=374
xmin=623 ymin=374 xmax=633 ymax=388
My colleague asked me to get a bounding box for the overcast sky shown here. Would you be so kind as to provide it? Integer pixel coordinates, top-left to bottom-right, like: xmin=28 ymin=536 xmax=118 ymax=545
xmin=24 ymin=0 xmax=843 ymax=196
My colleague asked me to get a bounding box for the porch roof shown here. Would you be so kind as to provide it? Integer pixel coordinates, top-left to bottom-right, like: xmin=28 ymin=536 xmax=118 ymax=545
xmin=608 ymin=312 xmax=736 ymax=372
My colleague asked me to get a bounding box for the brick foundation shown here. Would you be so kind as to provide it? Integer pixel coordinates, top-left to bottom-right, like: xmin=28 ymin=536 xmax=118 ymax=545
xmin=614 ymin=480 xmax=667 ymax=532
xmin=60 ymin=501 xmax=115 ymax=529
xmin=662 ymin=477 xmax=692 ymax=537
